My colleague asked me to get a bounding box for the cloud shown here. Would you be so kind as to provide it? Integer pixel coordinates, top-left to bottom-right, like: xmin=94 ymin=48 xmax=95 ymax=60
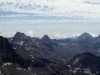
xmin=0 ymin=0 xmax=100 ymax=21
xmin=54 ymin=33 xmax=68 ymax=39
xmin=0 ymin=14 xmax=30 ymax=18
xmin=72 ymin=33 xmax=98 ymax=38
xmin=89 ymin=33 xmax=98 ymax=37
xmin=84 ymin=0 xmax=100 ymax=4
xmin=26 ymin=30 xmax=34 ymax=37
xmin=0 ymin=31 xmax=5 ymax=36
xmin=72 ymin=34 xmax=81 ymax=37
xmin=0 ymin=31 xmax=16 ymax=37
xmin=53 ymin=33 xmax=98 ymax=39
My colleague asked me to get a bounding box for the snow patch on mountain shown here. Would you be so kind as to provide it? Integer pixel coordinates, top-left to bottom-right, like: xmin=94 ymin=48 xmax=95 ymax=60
xmin=84 ymin=68 xmax=95 ymax=75
xmin=2 ymin=62 xmax=12 ymax=68
xmin=74 ymin=58 xmax=79 ymax=64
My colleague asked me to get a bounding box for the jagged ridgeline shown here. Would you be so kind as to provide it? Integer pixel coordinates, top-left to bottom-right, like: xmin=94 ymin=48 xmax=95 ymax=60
xmin=1 ymin=31 xmax=100 ymax=75
xmin=0 ymin=36 xmax=68 ymax=75
xmin=9 ymin=32 xmax=100 ymax=61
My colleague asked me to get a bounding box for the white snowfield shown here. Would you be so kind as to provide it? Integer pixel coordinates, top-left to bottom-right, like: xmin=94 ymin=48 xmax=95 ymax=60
xmin=84 ymin=68 xmax=96 ymax=75
xmin=2 ymin=62 xmax=12 ymax=68
xmin=74 ymin=58 xmax=79 ymax=64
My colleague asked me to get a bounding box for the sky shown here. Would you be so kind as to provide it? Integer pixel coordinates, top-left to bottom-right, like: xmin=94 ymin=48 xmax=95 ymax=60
xmin=0 ymin=0 xmax=100 ymax=38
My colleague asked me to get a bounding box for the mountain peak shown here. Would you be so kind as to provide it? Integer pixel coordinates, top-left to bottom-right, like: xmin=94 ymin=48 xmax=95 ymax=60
xmin=41 ymin=35 xmax=51 ymax=43
xmin=15 ymin=32 xmax=26 ymax=37
xmin=77 ymin=32 xmax=93 ymax=40
xmin=43 ymin=35 xmax=50 ymax=39
xmin=12 ymin=32 xmax=27 ymax=41
xmin=81 ymin=32 xmax=92 ymax=37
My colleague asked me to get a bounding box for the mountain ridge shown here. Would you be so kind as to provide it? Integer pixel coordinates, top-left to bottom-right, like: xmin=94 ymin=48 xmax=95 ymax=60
xmin=1 ymin=35 xmax=100 ymax=75
xmin=8 ymin=32 xmax=100 ymax=61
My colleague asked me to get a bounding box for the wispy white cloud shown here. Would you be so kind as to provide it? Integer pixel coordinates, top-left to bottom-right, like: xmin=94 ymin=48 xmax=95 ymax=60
xmin=26 ymin=30 xmax=34 ymax=37
xmin=72 ymin=34 xmax=81 ymax=38
xmin=0 ymin=31 xmax=5 ymax=36
xmin=0 ymin=14 xmax=30 ymax=18
xmin=54 ymin=33 xmax=68 ymax=39
xmin=0 ymin=19 xmax=99 ymax=27
xmin=0 ymin=31 xmax=16 ymax=37
xmin=89 ymin=33 xmax=98 ymax=37
xmin=0 ymin=0 xmax=100 ymax=21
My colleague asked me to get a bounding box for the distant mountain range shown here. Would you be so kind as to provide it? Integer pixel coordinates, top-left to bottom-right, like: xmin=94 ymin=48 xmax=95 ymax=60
xmin=11 ymin=32 xmax=64 ymax=62
xmin=7 ymin=32 xmax=100 ymax=61
xmin=1 ymin=34 xmax=100 ymax=75
xmin=76 ymin=32 xmax=94 ymax=41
